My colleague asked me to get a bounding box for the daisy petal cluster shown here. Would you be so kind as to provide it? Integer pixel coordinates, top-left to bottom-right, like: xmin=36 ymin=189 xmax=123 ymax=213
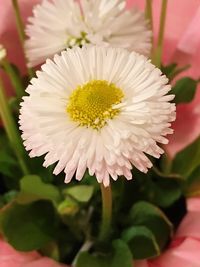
xmin=25 ymin=0 xmax=152 ymax=67
xmin=19 ymin=46 xmax=176 ymax=187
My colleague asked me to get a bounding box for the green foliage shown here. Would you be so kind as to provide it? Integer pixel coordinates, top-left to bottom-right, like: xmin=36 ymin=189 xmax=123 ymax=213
xmin=0 ymin=201 xmax=58 ymax=251
xmin=122 ymin=226 xmax=160 ymax=259
xmin=64 ymin=185 xmax=94 ymax=203
xmin=150 ymin=168 xmax=184 ymax=207
xmin=76 ymin=240 xmax=133 ymax=267
xmin=1 ymin=62 xmax=25 ymax=99
xmin=161 ymin=63 xmax=190 ymax=81
xmin=17 ymin=175 xmax=61 ymax=204
xmin=58 ymin=197 xmax=79 ymax=216
xmin=171 ymin=77 xmax=198 ymax=104
xmin=0 ymin=149 xmax=18 ymax=177
xmin=161 ymin=64 xmax=198 ymax=105
xmin=173 ymin=138 xmax=200 ymax=197
xmin=161 ymin=63 xmax=177 ymax=79
xmin=172 ymin=137 xmax=200 ymax=178
xmin=129 ymin=202 xmax=173 ymax=248
xmin=122 ymin=168 xmax=184 ymax=208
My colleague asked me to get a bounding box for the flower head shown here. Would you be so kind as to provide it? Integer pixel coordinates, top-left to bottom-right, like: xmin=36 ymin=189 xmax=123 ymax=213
xmin=25 ymin=0 xmax=152 ymax=67
xmin=19 ymin=46 xmax=175 ymax=186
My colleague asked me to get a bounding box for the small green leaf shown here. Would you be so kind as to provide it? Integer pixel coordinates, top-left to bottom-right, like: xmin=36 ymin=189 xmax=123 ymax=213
xmin=122 ymin=226 xmax=160 ymax=259
xmin=17 ymin=175 xmax=61 ymax=204
xmin=129 ymin=201 xmax=173 ymax=250
xmin=0 ymin=201 xmax=58 ymax=251
xmin=40 ymin=241 xmax=60 ymax=261
xmin=161 ymin=63 xmax=190 ymax=81
xmin=185 ymin=166 xmax=200 ymax=197
xmin=171 ymin=77 xmax=198 ymax=104
xmin=64 ymin=185 xmax=94 ymax=203
xmin=172 ymin=137 xmax=200 ymax=178
xmin=58 ymin=197 xmax=79 ymax=216
xmin=3 ymin=190 xmax=18 ymax=203
xmin=76 ymin=239 xmax=132 ymax=267
xmin=161 ymin=63 xmax=177 ymax=78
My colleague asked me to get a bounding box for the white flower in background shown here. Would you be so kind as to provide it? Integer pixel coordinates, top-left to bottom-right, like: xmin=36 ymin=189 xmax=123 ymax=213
xmin=0 ymin=44 xmax=6 ymax=62
xmin=25 ymin=0 xmax=152 ymax=67
xmin=19 ymin=46 xmax=175 ymax=187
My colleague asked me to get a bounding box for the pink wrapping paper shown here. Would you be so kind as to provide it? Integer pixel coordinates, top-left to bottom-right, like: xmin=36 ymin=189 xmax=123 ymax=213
xmin=0 ymin=237 xmax=68 ymax=267
xmin=135 ymin=197 xmax=200 ymax=267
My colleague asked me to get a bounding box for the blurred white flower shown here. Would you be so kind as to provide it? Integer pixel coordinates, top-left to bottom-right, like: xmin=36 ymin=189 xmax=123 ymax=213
xmin=0 ymin=44 xmax=6 ymax=62
xmin=19 ymin=46 xmax=175 ymax=187
xmin=25 ymin=0 xmax=152 ymax=67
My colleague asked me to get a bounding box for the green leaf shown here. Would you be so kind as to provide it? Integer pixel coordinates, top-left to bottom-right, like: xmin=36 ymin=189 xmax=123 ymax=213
xmin=129 ymin=201 xmax=173 ymax=250
xmin=17 ymin=175 xmax=61 ymax=204
xmin=185 ymin=166 xmax=200 ymax=197
xmin=161 ymin=63 xmax=190 ymax=81
xmin=64 ymin=185 xmax=94 ymax=203
xmin=76 ymin=240 xmax=132 ymax=267
xmin=122 ymin=226 xmax=160 ymax=259
xmin=0 ymin=150 xmax=18 ymax=177
xmin=2 ymin=62 xmax=25 ymax=99
xmin=172 ymin=137 xmax=200 ymax=178
xmin=3 ymin=190 xmax=18 ymax=203
xmin=58 ymin=197 xmax=79 ymax=216
xmin=126 ymin=169 xmax=183 ymax=208
xmin=161 ymin=63 xmax=177 ymax=78
xmin=186 ymin=181 xmax=200 ymax=197
xmin=171 ymin=77 xmax=198 ymax=104
xmin=150 ymin=168 xmax=184 ymax=207
xmin=0 ymin=201 xmax=58 ymax=251
xmin=40 ymin=241 xmax=60 ymax=261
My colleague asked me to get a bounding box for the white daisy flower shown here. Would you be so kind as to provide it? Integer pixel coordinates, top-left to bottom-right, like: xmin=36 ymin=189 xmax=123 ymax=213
xmin=19 ymin=46 xmax=176 ymax=187
xmin=25 ymin=0 xmax=152 ymax=67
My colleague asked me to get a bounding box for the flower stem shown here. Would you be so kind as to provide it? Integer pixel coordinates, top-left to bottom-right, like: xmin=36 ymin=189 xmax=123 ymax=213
xmin=72 ymin=240 xmax=93 ymax=266
xmin=152 ymin=0 xmax=168 ymax=67
xmin=2 ymin=59 xmax=24 ymax=99
xmin=99 ymin=183 xmax=112 ymax=242
xmin=11 ymin=0 xmax=34 ymax=78
xmin=0 ymin=77 xmax=29 ymax=175
xmin=145 ymin=0 xmax=154 ymax=56
xmin=145 ymin=0 xmax=153 ymax=31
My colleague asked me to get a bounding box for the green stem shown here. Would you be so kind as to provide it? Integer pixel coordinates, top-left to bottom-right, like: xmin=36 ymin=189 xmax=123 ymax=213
xmin=169 ymin=64 xmax=191 ymax=81
xmin=99 ymin=183 xmax=112 ymax=242
xmin=2 ymin=59 xmax=24 ymax=99
xmin=0 ymin=78 xmax=29 ymax=175
xmin=72 ymin=240 xmax=93 ymax=266
xmin=11 ymin=0 xmax=34 ymax=78
xmin=145 ymin=0 xmax=153 ymax=31
xmin=145 ymin=0 xmax=154 ymax=57
xmin=152 ymin=0 xmax=168 ymax=67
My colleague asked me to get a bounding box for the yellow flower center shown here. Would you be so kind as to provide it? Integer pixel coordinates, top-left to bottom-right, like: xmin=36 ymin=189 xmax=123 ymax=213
xmin=66 ymin=32 xmax=90 ymax=48
xmin=67 ymin=80 xmax=124 ymax=130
